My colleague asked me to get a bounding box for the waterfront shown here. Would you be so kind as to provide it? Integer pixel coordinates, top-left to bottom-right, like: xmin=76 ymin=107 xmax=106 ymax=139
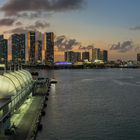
xmin=37 ymin=68 xmax=140 ymax=140
xmin=0 ymin=69 xmax=49 ymax=140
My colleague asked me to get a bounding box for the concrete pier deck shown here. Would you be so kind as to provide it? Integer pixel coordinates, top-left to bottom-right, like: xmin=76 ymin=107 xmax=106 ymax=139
xmin=0 ymin=95 xmax=47 ymax=140
xmin=0 ymin=77 xmax=50 ymax=140
xmin=9 ymin=96 xmax=45 ymax=140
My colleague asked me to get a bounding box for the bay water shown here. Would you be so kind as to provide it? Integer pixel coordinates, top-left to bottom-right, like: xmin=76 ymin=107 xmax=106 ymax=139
xmin=37 ymin=69 xmax=140 ymax=140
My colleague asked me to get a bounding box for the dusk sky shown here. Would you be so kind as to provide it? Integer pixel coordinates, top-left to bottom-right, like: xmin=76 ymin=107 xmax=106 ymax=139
xmin=0 ymin=0 xmax=140 ymax=61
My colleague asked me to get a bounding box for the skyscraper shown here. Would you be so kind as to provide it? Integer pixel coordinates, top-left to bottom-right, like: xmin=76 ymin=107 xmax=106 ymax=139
xmin=20 ymin=34 xmax=26 ymax=63
xmin=137 ymin=53 xmax=140 ymax=61
xmin=74 ymin=52 xmax=81 ymax=62
xmin=0 ymin=36 xmax=8 ymax=64
xmin=100 ymin=50 xmax=108 ymax=63
xmin=82 ymin=52 xmax=90 ymax=61
xmin=0 ymin=35 xmax=4 ymax=41
xmin=92 ymin=48 xmax=100 ymax=61
xmin=28 ymin=32 xmax=36 ymax=64
xmin=65 ymin=51 xmax=75 ymax=62
xmin=12 ymin=34 xmax=26 ymax=64
xmin=35 ymin=40 xmax=42 ymax=63
xmin=44 ymin=32 xmax=54 ymax=64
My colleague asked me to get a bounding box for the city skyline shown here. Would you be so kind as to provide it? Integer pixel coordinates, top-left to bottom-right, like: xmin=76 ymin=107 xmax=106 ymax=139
xmin=0 ymin=31 xmax=109 ymax=64
xmin=0 ymin=32 xmax=55 ymax=64
xmin=0 ymin=0 xmax=140 ymax=60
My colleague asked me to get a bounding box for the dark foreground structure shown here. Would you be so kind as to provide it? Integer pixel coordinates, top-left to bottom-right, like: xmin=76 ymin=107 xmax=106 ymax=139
xmin=0 ymin=69 xmax=50 ymax=140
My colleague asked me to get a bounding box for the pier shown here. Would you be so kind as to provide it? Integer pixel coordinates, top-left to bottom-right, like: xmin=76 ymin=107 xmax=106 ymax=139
xmin=0 ymin=69 xmax=51 ymax=140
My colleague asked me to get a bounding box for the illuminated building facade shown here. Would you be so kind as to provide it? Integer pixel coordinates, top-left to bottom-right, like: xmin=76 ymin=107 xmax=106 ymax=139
xmin=82 ymin=52 xmax=90 ymax=61
xmin=44 ymin=32 xmax=54 ymax=64
xmin=28 ymin=32 xmax=36 ymax=64
xmin=35 ymin=40 xmax=42 ymax=63
xmin=74 ymin=52 xmax=81 ymax=62
xmin=0 ymin=36 xmax=8 ymax=64
xmin=92 ymin=48 xmax=100 ymax=61
xmin=65 ymin=51 xmax=75 ymax=62
xmin=100 ymin=50 xmax=108 ymax=62
xmin=0 ymin=35 xmax=4 ymax=41
xmin=12 ymin=34 xmax=26 ymax=63
xmin=137 ymin=53 xmax=140 ymax=61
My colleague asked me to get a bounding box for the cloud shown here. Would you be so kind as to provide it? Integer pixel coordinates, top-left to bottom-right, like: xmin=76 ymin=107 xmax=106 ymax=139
xmin=135 ymin=46 xmax=140 ymax=51
xmin=79 ymin=44 xmax=94 ymax=50
xmin=0 ymin=18 xmax=15 ymax=26
xmin=130 ymin=26 xmax=140 ymax=30
xmin=55 ymin=36 xmax=95 ymax=52
xmin=1 ymin=0 xmax=85 ymax=33
xmin=4 ymin=20 xmax=50 ymax=33
xmin=17 ymin=12 xmax=42 ymax=19
xmin=17 ymin=12 xmax=52 ymax=19
xmin=25 ymin=20 xmax=50 ymax=30
xmin=1 ymin=0 xmax=85 ymax=16
xmin=110 ymin=41 xmax=134 ymax=53
xmin=15 ymin=21 xmax=23 ymax=26
xmin=4 ymin=27 xmax=27 ymax=34
xmin=55 ymin=35 xmax=80 ymax=51
xmin=134 ymin=44 xmax=140 ymax=51
xmin=34 ymin=20 xmax=50 ymax=28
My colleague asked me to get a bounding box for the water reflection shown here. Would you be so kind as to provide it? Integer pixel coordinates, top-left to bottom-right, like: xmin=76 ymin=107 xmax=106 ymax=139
xmin=37 ymin=69 xmax=140 ymax=140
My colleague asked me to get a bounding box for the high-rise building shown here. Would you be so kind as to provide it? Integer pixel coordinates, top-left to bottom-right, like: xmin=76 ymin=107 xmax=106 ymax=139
xmin=28 ymin=32 xmax=36 ymax=64
xmin=0 ymin=37 xmax=8 ymax=64
xmin=44 ymin=32 xmax=54 ymax=64
xmin=100 ymin=50 xmax=108 ymax=62
xmin=20 ymin=34 xmax=26 ymax=63
xmin=65 ymin=51 xmax=75 ymax=62
xmin=12 ymin=34 xmax=18 ymax=63
xmin=82 ymin=52 xmax=90 ymax=61
xmin=92 ymin=48 xmax=100 ymax=61
xmin=0 ymin=35 xmax=4 ymax=41
xmin=35 ymin=40 xmax=42 ymax=63
xmin=74 ymin=52 xmax=81 ymax=62
xmin=137 ymin=53 xmax=140 ymax=61
xmin=12 ymin=34 xmax=26 ymax=63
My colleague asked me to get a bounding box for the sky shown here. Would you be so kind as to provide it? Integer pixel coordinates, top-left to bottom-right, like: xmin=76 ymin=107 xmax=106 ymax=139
xmin=0 ymin=0 xmax=140 ymax=61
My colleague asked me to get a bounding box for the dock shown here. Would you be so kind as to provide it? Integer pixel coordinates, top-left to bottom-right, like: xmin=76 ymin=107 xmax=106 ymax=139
xmin=10 ymin=95 xmax=48 ymax=140
xmin=0 ymin=74 xmax=51 ymax=140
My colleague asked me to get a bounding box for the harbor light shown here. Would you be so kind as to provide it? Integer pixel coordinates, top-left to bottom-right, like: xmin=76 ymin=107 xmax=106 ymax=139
xmin=94 ymin=59 xmax=104 ymax=64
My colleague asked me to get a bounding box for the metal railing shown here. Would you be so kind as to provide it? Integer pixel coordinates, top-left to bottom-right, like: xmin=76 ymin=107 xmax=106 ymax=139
xmin=0 ymin=82 xmax=34 ymax=123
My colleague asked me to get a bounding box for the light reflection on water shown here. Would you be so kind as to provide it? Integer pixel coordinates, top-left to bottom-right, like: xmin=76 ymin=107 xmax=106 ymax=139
xmin=37 ymin=69 xmax=140 ymax=140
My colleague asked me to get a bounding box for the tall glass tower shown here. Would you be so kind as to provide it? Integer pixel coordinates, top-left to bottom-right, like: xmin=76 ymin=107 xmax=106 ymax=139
xmin=44 ymin=32 xmax=54 ymax=65
xmin=0 ymin=35 xmax=8 ymax=64
xmin=28 ymin=32 xmax=36 ymax=64
xmin=12 ymin=34 xmax=26 ymax=64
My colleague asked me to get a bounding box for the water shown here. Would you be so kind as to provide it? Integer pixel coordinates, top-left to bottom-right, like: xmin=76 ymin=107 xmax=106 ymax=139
xmin=37 ymin=69 xmax=140 ymax=140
